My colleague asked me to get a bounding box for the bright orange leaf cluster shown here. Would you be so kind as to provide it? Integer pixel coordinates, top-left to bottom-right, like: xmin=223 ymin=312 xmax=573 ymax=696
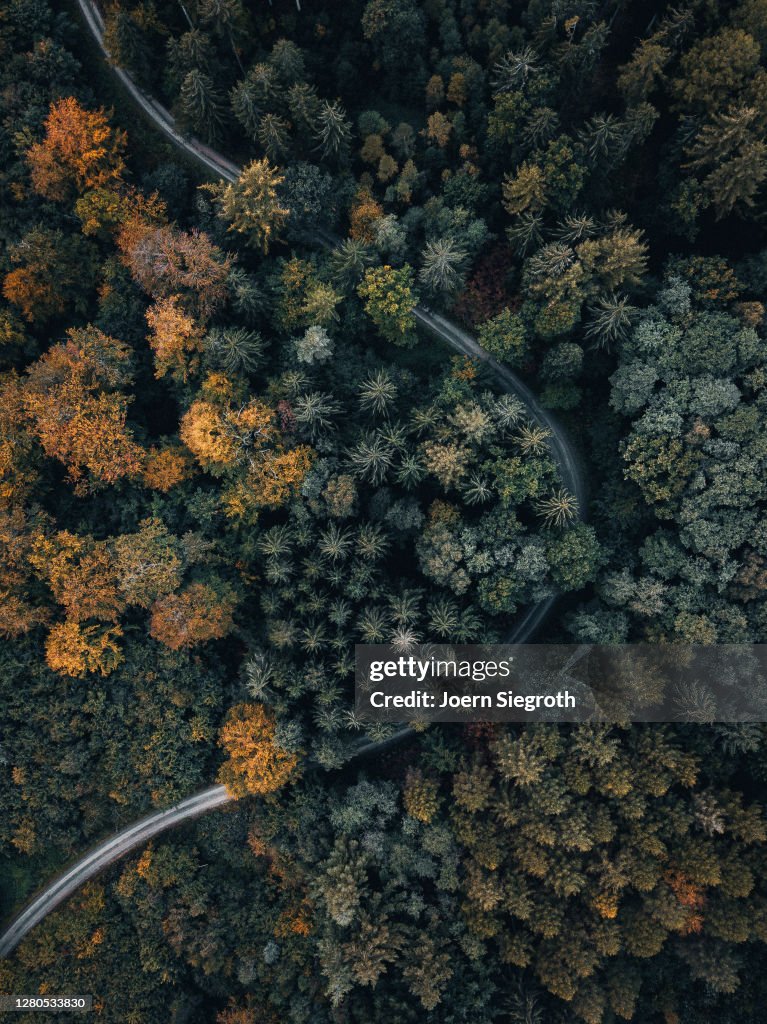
xmin=45 ymin=620 xmax=124 ymax=678
xmin=664 ymin=869 xmax=706 ymax=934
xmin=23 ymin=327 xmax=144 ymax=490
xmin=142 ymin=444 xmax=193 ymax=491
xmin=27 ymin=96 xmax=126 ymax=201
xmin=217 ymin=703 xmax=298 ymax=798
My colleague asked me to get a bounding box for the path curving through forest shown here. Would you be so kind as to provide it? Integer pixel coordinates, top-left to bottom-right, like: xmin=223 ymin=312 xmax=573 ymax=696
xmin=0 ymin=0 xmax=587 ymax=959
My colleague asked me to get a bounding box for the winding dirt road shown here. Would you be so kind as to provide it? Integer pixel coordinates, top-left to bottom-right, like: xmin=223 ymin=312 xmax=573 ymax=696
xmin=0 ymin=1 xmax=587 ymax=959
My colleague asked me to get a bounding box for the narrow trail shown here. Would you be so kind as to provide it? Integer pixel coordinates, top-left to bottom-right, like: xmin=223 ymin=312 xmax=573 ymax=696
xmin=0 ymin=1 xmax=588 ymax=959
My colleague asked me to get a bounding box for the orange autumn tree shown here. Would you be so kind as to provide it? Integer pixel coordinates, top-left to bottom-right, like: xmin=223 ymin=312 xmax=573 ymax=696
xmin=223 ymin=446 xmax=314 ymax=519
xmin=26 ymin=96 xmax=126 ymax=201
xmin=142 ymin=442 xmax=193 ymax=491
xmin=349 ymin=187 xmax=384 ymax=242
xmin=3 ymin=227 xmax=96 ymax=324
xmin=45 ymin=620 xmax=124 ymax=678
xmin=23 ymin=517 xmax=196 ymax=675
xmin=179 ymin=397 xmax=251 ymax=471
xmin=664 ymin=868 xmax=706 ymax=935
xmin=25 ymin=527 xmax=126 ymax=678
xmin=23 ymin=326 xmax=144 ymax=490
xmin=216 ymin=1001 xmax=268 ymax=1024
xmin=148 ymin=580 xmax=237 ymax=650
xmin=28 ymin=530 xmax=125 ymax=623
xmin=27 ymin=388 xmax=143 ymax=490
xmin=179 ymin=383 xmax=313 ymax=520
xmin=145 ymin=296 xmax=205 ymax=382
xmin=111 ymin=187 xmax=168 ymax=251
xmin=217 ymin=703 xmax=298 ymax=797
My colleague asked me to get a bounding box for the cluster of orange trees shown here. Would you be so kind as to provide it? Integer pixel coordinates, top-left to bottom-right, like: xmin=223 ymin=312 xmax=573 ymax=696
xmin=1 ymin=97 xmax=317 ymax=800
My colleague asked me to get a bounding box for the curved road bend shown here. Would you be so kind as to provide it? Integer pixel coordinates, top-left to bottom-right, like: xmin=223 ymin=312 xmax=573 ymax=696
xmin=73 ymin=0 xmax=583 ymax=509
xmin=0 ymin=787 xmax=230 ymax=958
xmin=74 ymin=0 xmax=583 ymax=508
xmin=0 ymin=730 xmax=453 ymax=959
xmin=0 ymin=0 xmax=587 ymax=960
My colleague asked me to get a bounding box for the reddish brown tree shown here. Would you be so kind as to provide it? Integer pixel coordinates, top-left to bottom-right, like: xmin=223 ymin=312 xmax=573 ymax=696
xmin=149 ymin=581 xmax=237 ymax=650
xmin=118 ymin=223 xmax=232 ymax=318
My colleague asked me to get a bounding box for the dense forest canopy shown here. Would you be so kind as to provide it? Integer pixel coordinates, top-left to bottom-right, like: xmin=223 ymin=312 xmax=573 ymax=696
xmin=1 ymin=0 xmax=767 ymax=1021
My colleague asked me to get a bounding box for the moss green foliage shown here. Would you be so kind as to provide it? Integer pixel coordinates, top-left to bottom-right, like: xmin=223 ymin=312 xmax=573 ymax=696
xmin=5 ymin=727 xmax=767 ymax=1022
xmin=477 ymin=308 xmax=528 ymax=366
xmin=357 ymin=264 xmax=418 ymax=345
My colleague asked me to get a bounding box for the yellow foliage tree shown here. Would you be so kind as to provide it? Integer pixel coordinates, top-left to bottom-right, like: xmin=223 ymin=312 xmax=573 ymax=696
xmin=74 ymin=186 xmax=126 ymax=238
xmin=145 ymin=296 xmax=204 ymax=382
xmin=217 ymin=703 xmax=298 ymax=797
xmin=403 ymin=768 xmax=441 ymax=823
xmin=45 ymin=620 xmax=124 ymax=677
xmin=179 ymin=400 xmax=239 ymax=470
xmin=29 ymin=530 xmax=125 ymax=622
xmin=223 ymin=445 xmax=314 ymax=518
xmin=425 ymin=111 xmax=452 ymax=147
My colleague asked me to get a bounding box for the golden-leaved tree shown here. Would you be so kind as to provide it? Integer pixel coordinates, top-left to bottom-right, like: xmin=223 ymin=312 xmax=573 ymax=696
xmin=26 ymin=96 xmax=126 ymax=200
xmin=22 ymin=326 xmax=144 ymax=491
xmin=44 ymin=620 xmax=124 ymax=678
xmin=145 ymin=296 xmax=205 ymax=383
xmin=179 ymin=378 xmax=313 ymax=520
xmin=217 ymin=703 xmax=298 ymax=797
